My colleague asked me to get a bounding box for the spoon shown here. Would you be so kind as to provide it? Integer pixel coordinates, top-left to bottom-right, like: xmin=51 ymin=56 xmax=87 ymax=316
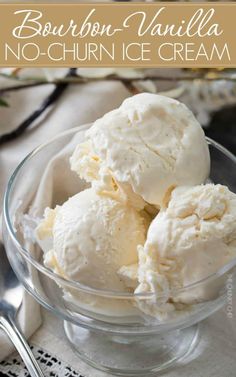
xmin=0 ymin=242 xmax=44 ymax=377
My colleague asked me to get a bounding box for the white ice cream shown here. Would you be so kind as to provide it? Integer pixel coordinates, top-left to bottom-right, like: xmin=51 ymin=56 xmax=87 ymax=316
xmin=71 ymin=93 xmax=210 ymax=207
xmin=36 ymin=94 xmax=236 ymax=321
xmin=134 ymin=184 xmax=236 ymax=318
xmin=36 ymin=187 xmax=149 ymax=291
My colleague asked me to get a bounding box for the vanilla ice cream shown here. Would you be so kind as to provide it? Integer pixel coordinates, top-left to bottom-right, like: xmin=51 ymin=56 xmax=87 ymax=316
xmin=36 ymin=187 xmax=149 ymax=291
xmin=133 ymin=184 xmax=236 ymax=318
xmin=70 ymin=93 xmax=210 ymax=207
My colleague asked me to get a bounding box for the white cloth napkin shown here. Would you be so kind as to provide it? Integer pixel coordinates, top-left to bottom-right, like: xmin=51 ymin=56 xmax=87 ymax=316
xmin=0 ymin=70 xmax=129 ymax=361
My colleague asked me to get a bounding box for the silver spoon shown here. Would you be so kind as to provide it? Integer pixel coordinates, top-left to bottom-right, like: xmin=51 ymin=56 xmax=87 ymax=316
xmin=0 ymin=242 xmax=44 ymax=377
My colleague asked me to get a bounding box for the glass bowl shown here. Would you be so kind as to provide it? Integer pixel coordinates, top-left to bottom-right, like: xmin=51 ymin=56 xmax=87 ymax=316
xmin=3 ymin=125 xmax=236 ymax=376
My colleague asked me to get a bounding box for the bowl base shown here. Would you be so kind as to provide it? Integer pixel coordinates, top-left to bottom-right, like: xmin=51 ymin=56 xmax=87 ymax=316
xmin=64 ymin=321 xmax=199 ymax=376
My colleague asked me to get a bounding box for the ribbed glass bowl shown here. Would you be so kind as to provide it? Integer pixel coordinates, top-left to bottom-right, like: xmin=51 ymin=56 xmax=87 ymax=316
xmin=3 ymin=125 xmax=236 ymax=376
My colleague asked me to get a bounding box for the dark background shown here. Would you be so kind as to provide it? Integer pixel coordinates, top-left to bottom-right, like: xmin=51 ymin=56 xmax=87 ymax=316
xmin=205 ymin=105 xmax=236 ymax=155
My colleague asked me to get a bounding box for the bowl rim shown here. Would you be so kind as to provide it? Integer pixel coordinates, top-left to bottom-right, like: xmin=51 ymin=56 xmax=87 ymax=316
xmin=3 ymin=126 xmax=236 ymax=299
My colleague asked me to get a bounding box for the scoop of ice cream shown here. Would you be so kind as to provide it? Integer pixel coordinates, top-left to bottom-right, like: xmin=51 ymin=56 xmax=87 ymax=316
xmin=70 ymin=140 xmax=100 ymax=183
xmin=71 ymin=93 xmax=210 ymax=207
xmin=134 ymin=184 xmax=236 ymax=317
xmin=36 ymin=188 xmax=149 ymax=291
xmin=70 ymin=144 xmax=146 ymax=211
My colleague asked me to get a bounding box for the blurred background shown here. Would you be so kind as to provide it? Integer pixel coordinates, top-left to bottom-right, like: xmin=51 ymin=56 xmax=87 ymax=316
xmin=1 ymin=0 xmax=236 ymax=154
xmin=1 ymin=67 xmax=236 ymax=152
